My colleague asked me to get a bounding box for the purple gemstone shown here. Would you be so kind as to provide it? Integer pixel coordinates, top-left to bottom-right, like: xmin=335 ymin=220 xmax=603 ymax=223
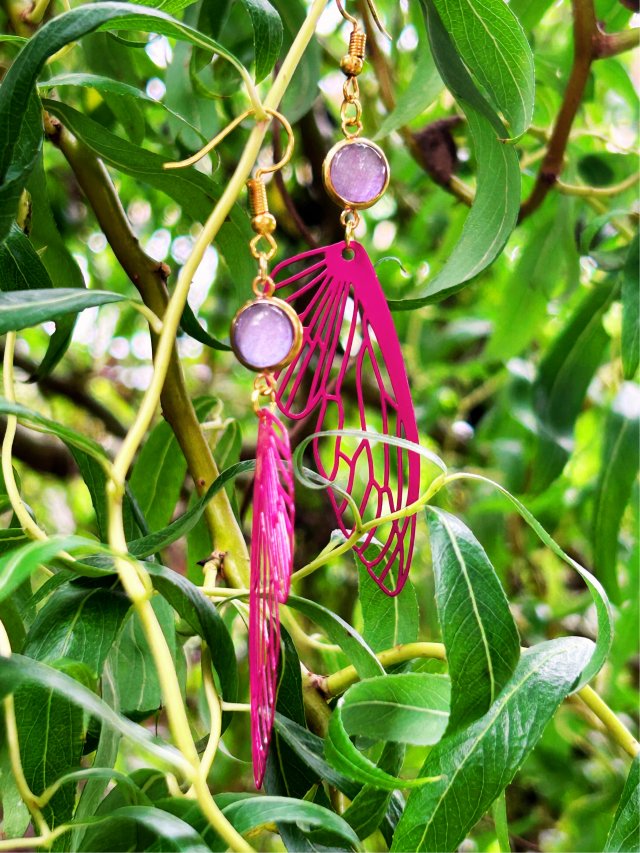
xmin=329 ymin=141 xmax=388 ymax=205
xmin=233 ymin=301 xmax=294 ymax=370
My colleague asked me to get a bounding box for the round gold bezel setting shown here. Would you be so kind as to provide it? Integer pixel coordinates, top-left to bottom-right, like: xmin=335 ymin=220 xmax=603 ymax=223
xmin=322 ymin=137 xmax=390 ymax=210
xmin=230 ymin=296 xmax=303 ymax=373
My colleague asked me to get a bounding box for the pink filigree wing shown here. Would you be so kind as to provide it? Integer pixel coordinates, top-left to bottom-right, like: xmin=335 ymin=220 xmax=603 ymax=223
xmin=250 ymin=409 xmax=295 ymax=788
xmin=273 ymin=241 xmax=420 ymax=596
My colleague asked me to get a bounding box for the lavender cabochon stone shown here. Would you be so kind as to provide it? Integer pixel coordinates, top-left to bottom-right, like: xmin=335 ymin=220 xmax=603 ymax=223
xmin=329 ymin=142 xmax=387 ymax=205
xmin=233 ymin=301 xmax=294 ymax=370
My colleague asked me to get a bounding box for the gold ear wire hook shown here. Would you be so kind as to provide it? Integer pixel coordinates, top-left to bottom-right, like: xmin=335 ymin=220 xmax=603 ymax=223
xmin=336 ymin=0 xmax=391 ymax=39
xmin=164 ymin=108 xmax=254 ymax=170
xmin=255 ymin=110 xmax=295 ymax=178
xmin=163 ymin=106 xmax=293 ymax=172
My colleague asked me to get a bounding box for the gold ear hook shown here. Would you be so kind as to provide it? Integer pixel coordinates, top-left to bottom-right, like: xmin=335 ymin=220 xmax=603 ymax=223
xmin=164 ymin=108 xmax=255 ymax=171
xmin=164 ymin=107 xmax=294 ymax=173
xmin=336 ymin=0 xmax=391 ymax=39
xmin=254 ymin=109 xmax=295 ymax=178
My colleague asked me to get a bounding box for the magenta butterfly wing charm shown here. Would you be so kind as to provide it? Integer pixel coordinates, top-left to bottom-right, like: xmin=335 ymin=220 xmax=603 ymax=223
xmin=250 ymin=408 xmax=295 ymax=788
xmin=272 ymin=240 xmax=420 ymax=596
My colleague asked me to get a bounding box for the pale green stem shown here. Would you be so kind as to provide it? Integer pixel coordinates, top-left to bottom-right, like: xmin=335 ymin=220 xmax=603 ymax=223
xmin=129 ymin=301 xmax=163 ymax=334
xmin=557 ymin=171 xmax=639 ymax=198
xmin=492 ymin=792 xmax=511 ymax=852
xmin=1 ymin=333 xmax=47 ymax=541
xmin=0 ymin=621 xmax=49 ymax=836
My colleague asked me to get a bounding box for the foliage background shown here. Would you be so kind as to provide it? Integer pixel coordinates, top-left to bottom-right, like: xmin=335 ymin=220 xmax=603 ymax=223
xmin=0 ymin=0 xmax=638 ymax=850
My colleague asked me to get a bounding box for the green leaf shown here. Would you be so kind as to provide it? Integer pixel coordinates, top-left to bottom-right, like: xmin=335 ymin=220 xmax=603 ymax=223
xmin=605 ymin=756 xmax=640 ymax=852
xmin=340 ymin=673 xmax=450 ymax=746
xmin=342 ymin=742 xmax=405 ymax=841
xmin=238 ymin=0 xmax=283 ymax=83
xmin=272 ymin=711 xmax=405 ymax=847
xmin=0 ymin=223 xmax=54 ymax=291
xmin=72 ymin=664 xmax=123 ymax=850
xmin=0 ymin=527 xmax=22 ymax=554
xmin=325 ymin=693 xmax=441 ymax=790
xmin=447 ymin=472 xmax=612 ymax=688
xmin=0 ymin=91 xmax=42 ymax=242
xmin=273 ymin=712 xmax=360 ymax=798
xmin=286 ymin=594 xmax=384 ymax=680
xmin=393 ymin=1 xmax=520 ymax=307
xmin=124 ymin=0 xmax=199 ymax=14
xmin=69 ymin=448 xmax=142 ymax=542
xmin=426 ymin=508 xmax=520 ymax=732
xmin=358 ymin=547 xmax=419 ymax=653
xmin=430 ymin=0 xmax=535 ymax=138
xmin=43 ymin=99 xmax=254 ymax=296
xmin=265 ymin=629 xmax=323 ymax=844
xmin=621 ymin=235 xmax=639 ymax=379
xmin=0 ymin=34 xmax=27 ymax=44
xmin=486 ymin=198 xmax=580 ymax=361
xmin=222 ymin=796 xmax=359 ymax=845
xmin=592 ymin=383 xmax=640 ymax=602
xmin=0 ymin=220 xmax=79 ymax=379
xmin=181 ymin=301 xmax=230 ymax=351
xmin=0 ymin=288 xmax=126 ymax=335
xmin=127 ymin=460 xmax=254 ymax=558
xmin=81 ymin=805 xmax=212 ymax=853
xmin=0 ymin=740 xmax=30 ymax=838
xmin=0 ymin=400 xmax=110 ymax=467
xmin=26 ymin=154 xmax=86 ymax=380
xmin=0 ymin=535 xmax=112 ymax=606
xmin=391 ymin=637 xmax=594 ymax=852
xmin=14 ymin=659 xmax=90 ymax=828
xmin=108 ymin=595 xmax=181 ymax=718
xmin=0 ymin=595 xmax=26 ymax=650
xmin=157 ymin=792 xmax=361 ymax=850
xmin=129 ymin=420 xmax=187 ymax=533
xmin=376 ymin=43 xmax=443 ymax=138
xmin=509 ymin=0 xmax=555 ymax=30
xmin=23 ymin=580 xmax=131 ymax=676
xmin=38 ymin=72 xmax=205 ymax=142
xmin=146 ymin=562 xmax=238 ymax=703
xmin=531 ymin=282 xmax=615 ymax=491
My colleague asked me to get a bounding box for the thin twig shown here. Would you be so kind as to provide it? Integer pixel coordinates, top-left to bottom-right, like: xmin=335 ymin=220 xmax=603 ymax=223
xmin=519 ymin=0 xmax=614 ymax=220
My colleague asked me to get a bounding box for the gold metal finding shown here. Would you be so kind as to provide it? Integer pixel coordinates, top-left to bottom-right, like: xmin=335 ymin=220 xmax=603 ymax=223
xmin=251 ymin=373 xmax=277 ymax=413
xmin=228 ymin=104 xmax=302 ymax=379
xmin=340 ymin=208 xmax=360 ymax=248
xmin=340 ymin=29 xmax=367 ymax=76
xmin=163 ymin=106 xmax=294 ymax=173
xmin=335 ymin=0 xmax=391 ymax=39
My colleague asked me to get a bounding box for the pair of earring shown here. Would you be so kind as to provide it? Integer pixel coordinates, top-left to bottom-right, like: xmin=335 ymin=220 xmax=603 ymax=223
xmin=170 ymin=0 xmax=420 ymax=788
xmin=227 ymin=3 xmax=421 ymax=787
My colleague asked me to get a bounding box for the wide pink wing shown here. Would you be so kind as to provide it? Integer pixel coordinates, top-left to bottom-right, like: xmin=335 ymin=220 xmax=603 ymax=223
xmin=273 ymin=240 xmax=420 ymax=596
xmin=250 ymin=408 xmax=295 ymax=788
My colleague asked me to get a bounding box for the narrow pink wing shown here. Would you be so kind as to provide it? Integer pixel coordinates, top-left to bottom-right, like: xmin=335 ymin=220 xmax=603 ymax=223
xmin=273 ymin=240 xmax=420 ymax=596
xmin=250 ymin=408 xmax=295 ymax=788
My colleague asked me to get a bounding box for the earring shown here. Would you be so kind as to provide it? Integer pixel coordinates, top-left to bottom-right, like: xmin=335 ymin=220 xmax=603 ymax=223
xmin=227 ymin=111 xmax=301 ymax=789
xmin=272 ymin=1 xmax=420 ymax=597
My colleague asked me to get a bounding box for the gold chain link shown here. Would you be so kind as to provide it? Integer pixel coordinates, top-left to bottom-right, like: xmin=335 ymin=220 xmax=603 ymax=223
xmin=340 ymin=208 xmax=360 ymax=248
xmin=340 ymin=75 xmax=363 ymax=139
xmin=251 ymin=372 xmax=277 ymax=413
